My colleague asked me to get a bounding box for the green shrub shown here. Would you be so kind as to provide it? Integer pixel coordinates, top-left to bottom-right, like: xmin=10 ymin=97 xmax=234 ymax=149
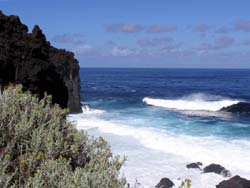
xmin=0 ymin=85 xmax=126 ymax=188
xmin=179 ymin=178 xmax=192 ymax=188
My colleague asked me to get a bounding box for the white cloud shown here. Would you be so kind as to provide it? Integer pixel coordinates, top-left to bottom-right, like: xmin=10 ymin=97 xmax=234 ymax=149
xmin=146 ymin=25 xmax=177 ymax=33
xmin=111 ymin=47 xmax=138 ymax=57
xmin=106 ymin=24 xmax=144 ymax=33
xmin=52 ymin=33 xmax=85 ymax=44
xmin=73 ymin=44 xmax=97 ymax=56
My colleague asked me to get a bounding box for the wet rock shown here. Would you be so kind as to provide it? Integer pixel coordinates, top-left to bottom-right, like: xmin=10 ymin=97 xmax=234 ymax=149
xmin=156 ymin=178 xmax=174 ymax=188
xmin=197 ymin=162 xmax=203 ymax=166
xmin=216 ymin=175 xmax=250 ymax=188
xmin=0 ymin=11 xmax=82 ymax=113
xmin=186 ymin=162 xmax=203 ymax=169
xmin=220 ymin=102 xmax=250 ymax=114
xmin=203 ymin=164 xmax=231 ymax=177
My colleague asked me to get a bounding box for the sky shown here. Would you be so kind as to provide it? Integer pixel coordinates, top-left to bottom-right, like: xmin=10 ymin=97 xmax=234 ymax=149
xmin=1 ymin=0 xmax=250 ymax=68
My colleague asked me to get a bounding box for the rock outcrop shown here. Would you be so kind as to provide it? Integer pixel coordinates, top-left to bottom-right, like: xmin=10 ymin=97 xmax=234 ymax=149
xmin=216 ymin=175 xmax=250 ymax=188
xmin=186 ymin=162 xmax=203 ymax=170
xmin=0 ymin=11 xmax=82 ymax=113
xmin=220 ymin=102 xmax=250 ymax=114
xmin=203 ymin=164 xmax=231 ymax=177
xmin=155 ymin=178 xmax=174 ymax=188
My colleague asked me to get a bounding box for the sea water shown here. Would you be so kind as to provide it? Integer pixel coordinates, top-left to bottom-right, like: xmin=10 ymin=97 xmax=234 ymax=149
xmin=68 ymin=68 xmax=250 ymax=188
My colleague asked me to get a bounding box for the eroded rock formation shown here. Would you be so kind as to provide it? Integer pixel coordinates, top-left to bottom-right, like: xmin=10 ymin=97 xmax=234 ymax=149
xmin=0 ymin=11 xmax=82 ymax=113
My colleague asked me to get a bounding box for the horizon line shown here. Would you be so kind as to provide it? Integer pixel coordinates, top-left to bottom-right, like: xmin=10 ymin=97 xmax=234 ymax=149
xmin=80 ymin=67 xmax=250 ymax=70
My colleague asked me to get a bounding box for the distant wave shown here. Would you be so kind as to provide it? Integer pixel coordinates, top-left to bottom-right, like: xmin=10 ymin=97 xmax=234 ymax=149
xmin=143 ymin=93 xmax=240 ymax=112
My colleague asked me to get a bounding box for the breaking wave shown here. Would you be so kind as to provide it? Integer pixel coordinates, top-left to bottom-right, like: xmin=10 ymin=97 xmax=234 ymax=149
xmin=143 ymin=93 xmax=240 ymax=112
xmin=81 ymin=105 xmax=105 ymax=114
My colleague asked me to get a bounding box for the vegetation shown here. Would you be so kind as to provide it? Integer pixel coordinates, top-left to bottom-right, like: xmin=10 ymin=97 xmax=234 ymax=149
xmin=0 ymin=85 xmax=126 ymax=188
xmin=179 ymin=178 xmax=192 ymax=188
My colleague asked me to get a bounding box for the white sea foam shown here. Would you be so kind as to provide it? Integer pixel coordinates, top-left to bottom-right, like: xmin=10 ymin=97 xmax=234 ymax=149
xmin=68 ymin=113 xmax=250 ymax=188
xmin=143 ymin=94 xmax=240 ymax=112
xmin=81 ymin=105 xmax=105 ymax=114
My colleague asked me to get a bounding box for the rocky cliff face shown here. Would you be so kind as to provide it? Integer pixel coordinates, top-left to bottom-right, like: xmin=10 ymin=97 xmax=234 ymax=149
xmin=0 ymin=11 xmax=82 ymax=113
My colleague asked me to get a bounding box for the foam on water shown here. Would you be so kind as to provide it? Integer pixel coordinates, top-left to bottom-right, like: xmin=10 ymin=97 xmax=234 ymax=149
xmin=81 ymin=105 xmax=105 ymax=114
xmin=143 ymin=94 xmax=239 ymax=112
xmin=68 ymin=112 xmax=250 ymax=188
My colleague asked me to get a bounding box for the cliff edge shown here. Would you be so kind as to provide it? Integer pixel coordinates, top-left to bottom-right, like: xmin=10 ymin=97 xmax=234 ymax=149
xmin=0 ymin=11 xmax=82 ymax=113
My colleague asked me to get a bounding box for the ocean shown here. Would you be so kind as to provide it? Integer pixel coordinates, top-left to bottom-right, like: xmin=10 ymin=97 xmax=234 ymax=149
xmin=68 ymin=68 xmax=250 ymax=188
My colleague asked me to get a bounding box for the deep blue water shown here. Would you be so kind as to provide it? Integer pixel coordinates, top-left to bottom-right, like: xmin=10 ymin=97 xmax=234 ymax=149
xmin=79 ymin=68 xmax=250 ymax=139
xmin=80 ymin=68 xmax=250 ymax=102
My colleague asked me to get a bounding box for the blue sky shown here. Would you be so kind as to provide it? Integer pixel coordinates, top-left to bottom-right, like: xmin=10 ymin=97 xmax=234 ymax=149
xmin=1 ymin=0 xmax=250 ymax=68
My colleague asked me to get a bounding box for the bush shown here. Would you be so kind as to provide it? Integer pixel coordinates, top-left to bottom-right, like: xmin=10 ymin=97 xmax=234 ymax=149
xmin=0 ymin=85 xmax=126 ymax=188
xmin=179 ymin=178 xmax=192 ymax=188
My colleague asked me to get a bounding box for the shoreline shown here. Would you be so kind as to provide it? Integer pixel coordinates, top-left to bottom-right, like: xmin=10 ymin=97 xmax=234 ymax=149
xmin=68 ymin=109 xmax=250 ymax=188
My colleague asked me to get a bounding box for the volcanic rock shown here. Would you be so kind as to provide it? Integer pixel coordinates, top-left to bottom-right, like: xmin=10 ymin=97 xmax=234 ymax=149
xmin=216 ymin=175 xmax=250 ymax=188
xmin=155 ymin=178 xmax=174 ymax=188
xmin=220 ymin=102 xmax=250 ymax=114
xmin=0 ymin=11 xmax=82 ymax=113
xmin=203 ymin=164 xmax=231 ymax=177
xmin=186 ymin=162 xmax=203 ymax=170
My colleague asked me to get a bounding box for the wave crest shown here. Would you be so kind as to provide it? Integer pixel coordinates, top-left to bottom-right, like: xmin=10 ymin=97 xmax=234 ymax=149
xmin=143 ymin=94 xmax=239 ymax=112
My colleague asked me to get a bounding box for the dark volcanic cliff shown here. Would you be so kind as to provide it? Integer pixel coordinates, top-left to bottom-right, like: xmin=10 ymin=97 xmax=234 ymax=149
xmin=0 ymin=11 xmax=82 ymax=113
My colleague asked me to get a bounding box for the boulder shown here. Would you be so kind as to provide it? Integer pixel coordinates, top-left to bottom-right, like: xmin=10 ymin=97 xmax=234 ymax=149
xmin=220 ymin=102 xmax=250 ymax=114
xmin=0 ymin=11 xmax=82 ymax=113
xmin=156 ymin=178 xmax=174 ymax=188
xmin=203 ymin=164 xmax=231 ymax=177
xmin=186 ymin=162 xmax=203 ymax=170
xmin=216 ymin=175 xmax=250 ymax=188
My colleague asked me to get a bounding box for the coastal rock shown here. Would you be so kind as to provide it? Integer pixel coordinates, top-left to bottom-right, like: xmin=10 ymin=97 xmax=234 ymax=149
xmin=220 ymin=102 xmax=250 ymax=114
xmin=216 ymin=175 xmax=250 ymax=188
xmin=203 ymin=164 xmax=231 ymax=177
xmin=0 ymin=11 xmax=82 ymax=113
xmin=186 ymin=162 xmax=203 ymax=170
xmin=155 ymin=178 xmax=174 ymax=188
